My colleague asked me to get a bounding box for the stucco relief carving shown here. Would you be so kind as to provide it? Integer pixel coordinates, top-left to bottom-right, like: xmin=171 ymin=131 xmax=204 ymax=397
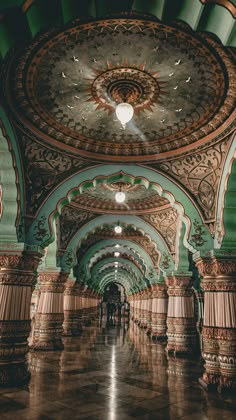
xmin=141 ymin=208 xmax=178 ymax=253
xmin=59 ymin=206 xmax=97 ymax=250
xmin=20 ymin=136 xmax=91 ymax=217
xmin=150 ymin=137 xmax=233 ymax=225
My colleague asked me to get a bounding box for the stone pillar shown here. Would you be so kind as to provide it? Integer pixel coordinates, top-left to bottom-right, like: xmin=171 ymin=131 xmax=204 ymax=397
xmin=195 ymin=255 xmax=236 ymax=390
xmin=140 ymin=290 xmax=148 ymax=328
xmin=32 ymin=269 xmax=67 ymax=351
xmin=28 ymin=284 xmax=41 ymax=347
xmin=165 ymin=275 xmax=196 ymax=354
xmin=151 ymin=283 xmax=168 ymax=340
xmin=0 ymin=246 xmax=41 ymax=386
xmin=77 ymin=284 xmax=86 ymax=329
xmin=146 ymin=288 xmax=153 ymax=334
xmin=194 ymin=290 xmax=204 ymax=352
xmin=63 ymin=278 xmax=81 ymax=336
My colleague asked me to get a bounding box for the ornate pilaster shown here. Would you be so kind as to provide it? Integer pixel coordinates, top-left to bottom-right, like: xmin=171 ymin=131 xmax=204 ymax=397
xmin=165 ymin=275 xmax=196 ymax=354
xmin=32 ymin=269 xmax=68 ymax=351
xmin=195 ymin=255 xmax=236 ymax=390
xmin=150 ymin=283 xmax=168 ymax=340
xmin=0 ymin=246 xmax=42 ymax=386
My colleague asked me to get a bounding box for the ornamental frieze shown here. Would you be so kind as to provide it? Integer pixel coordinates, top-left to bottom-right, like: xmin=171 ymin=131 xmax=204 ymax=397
xmin=195 ymin=257 xmax=236 ymax=277
xmin=0 ymin=252 xmax=41 ymax=272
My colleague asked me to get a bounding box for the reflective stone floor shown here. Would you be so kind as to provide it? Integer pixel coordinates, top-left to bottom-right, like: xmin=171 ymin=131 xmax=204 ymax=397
xmin=1 ymin=318 xmax=236 ymax=419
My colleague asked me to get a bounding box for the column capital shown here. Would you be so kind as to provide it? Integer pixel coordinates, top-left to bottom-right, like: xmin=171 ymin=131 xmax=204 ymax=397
xmin=151 ymin=283 xmax=167 ymax=298
xmin=0 ymin=248 xmax=42 ymax=286
xmin=194 ymin=255 xmax=236 ymax=291
xmin=38 ymin=269 xmax=68 ymax=293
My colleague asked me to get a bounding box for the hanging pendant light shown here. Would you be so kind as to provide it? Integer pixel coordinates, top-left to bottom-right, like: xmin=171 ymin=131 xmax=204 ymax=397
xmin=114 ymin=224 xmax=122 ymax=234
xmin=115 ymin=190 xmax=126 ymax=203
xmin=115 ymin=102 xmax=134 ymax=129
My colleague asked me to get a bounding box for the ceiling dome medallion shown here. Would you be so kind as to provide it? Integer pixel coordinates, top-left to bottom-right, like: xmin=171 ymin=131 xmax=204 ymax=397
xmin=8 ymin=18 xmax=234 ymax=162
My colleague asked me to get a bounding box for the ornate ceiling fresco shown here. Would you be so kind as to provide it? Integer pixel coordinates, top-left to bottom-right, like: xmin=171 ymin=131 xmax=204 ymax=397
xmin=0 ymin=0 xmax=235 ymax=293
xmin=7 ymin=18 xmax=235 ymax=161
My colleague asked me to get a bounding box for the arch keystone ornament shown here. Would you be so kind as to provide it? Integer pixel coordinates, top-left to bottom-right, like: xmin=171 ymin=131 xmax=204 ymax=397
xmin=0 ymin=244 xmax=42 ymax=386
xmin=194 ymin=252 xmax=236 ymax=391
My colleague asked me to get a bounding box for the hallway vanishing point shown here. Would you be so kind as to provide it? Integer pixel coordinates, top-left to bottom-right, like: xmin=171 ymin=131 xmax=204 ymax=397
xmin=0 ymin=318 xmax=236 ymax=420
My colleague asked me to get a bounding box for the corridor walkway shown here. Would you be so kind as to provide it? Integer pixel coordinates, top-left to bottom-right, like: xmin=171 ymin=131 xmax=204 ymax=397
xmin=0 ymin=319 xmax=235 ymax=420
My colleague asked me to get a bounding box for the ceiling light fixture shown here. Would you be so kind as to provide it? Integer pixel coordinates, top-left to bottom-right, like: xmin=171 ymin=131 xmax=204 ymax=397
xmin=115 ymin=102 xmax=134 ymax=129
xmin=114 ymin=224 xmax=122 ymax=234
xmin=115 ymin=190 xmax=126 ymax=203
xmin=114 ymin=251 xmax=120 ymax=257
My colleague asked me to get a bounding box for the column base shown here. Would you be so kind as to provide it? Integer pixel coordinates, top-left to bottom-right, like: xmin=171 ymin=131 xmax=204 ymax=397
xmin=0 ymin=362 xmax=30 ymax=387
xmin=32 ymin=339 xmax=64 ymax=351
xmin=152 ymin=334 xmax=167 ymax=341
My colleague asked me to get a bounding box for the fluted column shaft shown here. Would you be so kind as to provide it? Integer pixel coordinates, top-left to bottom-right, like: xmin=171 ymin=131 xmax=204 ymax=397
xmin=165 ymin=276 xmax=196 ymax=354
xmin=151 ymin=283 xmax=168 ymax=339
xmin=146 ymin=288 xmax=153 ymax=333
xmin=0 ymin=248 xmax=41 ymax=386
xmin=33 ymin=269 xmax=67 ymax=351
xmin=63 ymin=280 xmax=81 ymax=336
xmin=195 ymin=256 xmax=236 ymax=390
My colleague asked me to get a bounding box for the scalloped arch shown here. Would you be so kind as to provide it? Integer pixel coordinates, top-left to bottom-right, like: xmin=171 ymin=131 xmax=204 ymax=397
xmin=77 ymin=238 xmax=159 ymax=282
xmin=60 ymin=214 xmax=175 ymax=273
xmin=89 ymin=246 xmax=147 ymax=274
xmin=27 ymin=165 xmax=212 ymax=253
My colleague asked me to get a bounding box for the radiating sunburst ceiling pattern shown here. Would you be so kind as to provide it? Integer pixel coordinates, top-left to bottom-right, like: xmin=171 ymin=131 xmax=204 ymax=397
xmin=71 ymin=182 xmax=169 ymax=213
xmin=9 ymin=17 xmax=234 ymax=162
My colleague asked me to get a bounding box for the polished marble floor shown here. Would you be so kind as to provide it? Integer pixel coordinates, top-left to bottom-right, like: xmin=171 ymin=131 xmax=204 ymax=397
xmin=0 ymin=318 xmax=236 ymax=419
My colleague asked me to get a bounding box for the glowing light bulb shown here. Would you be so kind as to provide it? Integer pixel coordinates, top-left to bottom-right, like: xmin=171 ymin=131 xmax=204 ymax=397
xmin=115 ymin=103 xmax=134 ymax=128
xmin=114 ymin=251 xmax=120 ymax=257
xmin=115 ymin=191 xmax=126 ymax=203
xmin=114 ymin=225 xmax=122 ymax=234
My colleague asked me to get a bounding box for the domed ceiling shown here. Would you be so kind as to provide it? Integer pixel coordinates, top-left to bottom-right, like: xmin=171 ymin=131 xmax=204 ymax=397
xmin=0 ymin=0 xmax=235 ymax=293
xmin=71 ymin=181 xmax=169 ymax=213
xmin=7 ymin=17 xmax=235 ymax=162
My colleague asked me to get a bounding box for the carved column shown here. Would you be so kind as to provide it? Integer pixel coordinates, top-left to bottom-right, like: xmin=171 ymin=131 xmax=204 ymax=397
xmin=195 ymin=255 xmax=236 ymax=390
xmin=63 ymin=278 xmax=81 ymax=336
xmin=140 ymin=289 xmax=148 ymax=328
xmin=151 ymin=283 xmax=168 ymax=340
xmin=77 ymin=284 xmax=86 ymax=329
xmin=33 ymin=269 xmax=67 ymax=351
xmin=0 ymin=247 xmax=41 ymax=386
xmin=146 ymin=287 xmax=153 ymax=334
xmin=165 ymin=275 xmax=196 ymax=354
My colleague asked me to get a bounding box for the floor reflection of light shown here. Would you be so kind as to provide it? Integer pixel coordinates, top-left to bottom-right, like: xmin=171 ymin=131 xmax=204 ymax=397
xmin=109 ymin=345 xmax=117 ymax=420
